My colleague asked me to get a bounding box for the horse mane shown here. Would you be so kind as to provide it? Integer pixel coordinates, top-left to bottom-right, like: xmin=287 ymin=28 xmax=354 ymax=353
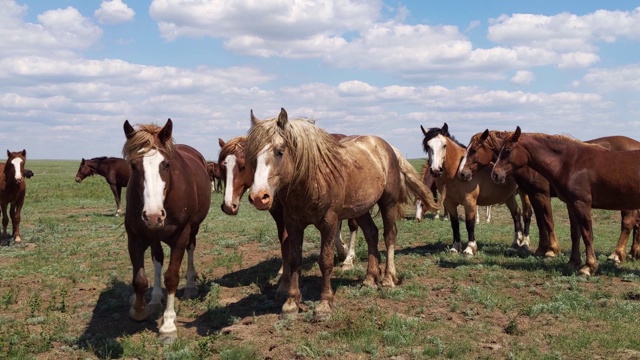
xmin=422 ymin=126 xmax=466 ymax=154
xmin=246 ymin=117 xmax=346 ymax=197
xmin=218 ymin=136 xmax=247 ymax=164
xmin=122 ymin=123 xmax=175 ymax=160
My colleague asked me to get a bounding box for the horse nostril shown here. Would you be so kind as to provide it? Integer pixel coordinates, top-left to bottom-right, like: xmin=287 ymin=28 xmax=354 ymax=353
xmin=248 ymin=194 xmax=255 ymax=204
xmin=231 ymin=203 xmax=238 ymax=210
xmin=160 ymin=209 xmax=166 ymax=218
xmin=261 ymin=193 xmax=270 ymax=201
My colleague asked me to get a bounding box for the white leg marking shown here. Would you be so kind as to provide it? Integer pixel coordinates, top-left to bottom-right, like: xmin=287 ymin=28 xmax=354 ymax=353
xmin=11 ymin=158 xmax=23 ymax=182
xmin=486 ymin=206 xmax=492 ymax=223
xmin=341 ymin=227 xmax=358 ymax=270
xmin=475 ymin=206 xmax=480 ymax=224
xmin=464 ymin=241 xmax=477 ymax=256
xmin=415 ymin=200 xmax=423 ymax=220
xmin=150 ymin=256 xmax=163 ymax=305
xmin=142 ymin=150 xmax=166 ymax=217
xmin=159 ymin=293 xmax=177 ymax=335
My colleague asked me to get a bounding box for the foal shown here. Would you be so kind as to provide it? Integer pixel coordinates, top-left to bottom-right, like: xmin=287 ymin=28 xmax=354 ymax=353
xmin=0 ymin=150 xmax=27 ymax=245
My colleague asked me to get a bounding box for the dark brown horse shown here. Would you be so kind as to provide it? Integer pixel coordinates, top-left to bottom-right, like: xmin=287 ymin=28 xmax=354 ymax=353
xmin=122 ymin=119 xmax=211 ymax=343
xmin=459 ymin=131 xmax=640 ymax=260
xmin=245 ymin=108 xmax=437 ymax=321
xmin=421 ymin=124 xmax=527 ymax=255
xmin=75 ymin=157 xmax=130 ymax=216
xmin=492 ymin=127 xmax=640 ymax=276
xmin=218 ymin=135 xmax=360 ymax=274
xmin=0 ymin=150 xmax=27 ymax=245
xmin=206 ymin=161 xmax=223 ymax=193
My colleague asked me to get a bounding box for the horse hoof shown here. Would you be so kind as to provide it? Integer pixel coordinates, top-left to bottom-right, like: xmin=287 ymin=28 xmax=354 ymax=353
xmin=462 ymin=247 xmax=475 ymax=256
xmin=362 ymin=275 xmax=378 ymax=287
xmin=543 ymin=250 xmax=557 ymax=259
xmin=578 ymin=267 xmax=592 ymax=277
xmin=340 ymin=262 xmax=354 ymax=271
xmin=182 ymin=286 xmax=198 ymax=299
xmin=13 ymin=236 xmax=22 ymax=244
xmin=279 ymin=299 xmax=299 ymax=319
xmin=159 ymin=331 xmax=177 ymax=345
xmin=607 ymin=254 xmax=621 ymax=264
xmin=313 ymin=303 xmax=332 ymax=322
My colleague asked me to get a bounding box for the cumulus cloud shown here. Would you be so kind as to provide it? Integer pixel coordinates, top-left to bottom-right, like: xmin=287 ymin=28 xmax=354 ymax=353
xmin=95 ymin=0 xmax=135 ymax=24
xmin=510 ymin=70 xmax=534 ymax=84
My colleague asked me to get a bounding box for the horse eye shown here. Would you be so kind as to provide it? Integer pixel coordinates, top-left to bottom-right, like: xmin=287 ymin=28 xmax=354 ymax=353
xmin=275 ymin=148 xmax=284 ymax=158
xmin=161 ymin=161 xmax=170 ymax=171
xmin=238 ymin=165 xmax=246 ymax=171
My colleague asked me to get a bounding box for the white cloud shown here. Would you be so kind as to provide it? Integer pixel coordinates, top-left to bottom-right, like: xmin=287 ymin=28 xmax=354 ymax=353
xmin=510 ymin=70 xmax=534 ymax=85
xmin=95 ymin=0 xmax=135 ymax=24
xmin=580 ymin=64 xmax=640 ymax=91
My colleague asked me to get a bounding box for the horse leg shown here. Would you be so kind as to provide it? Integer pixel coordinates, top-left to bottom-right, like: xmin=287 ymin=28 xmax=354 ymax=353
xmin=9 ymin=200 xmax=23 ymax=244
xmin=109 ymin=184 xmax=120 ymax=217
xmin=270 ymin=202 xmax=291 ymax=299
xmin=444 ymin=201 xmax=462 ymax=253
xmin=183 ymin=227 xmax=199 ymax=299
xmin=379 ymin=202 xmax=399 ymax=287
xmin=128 ymin=235 xmax=150 ymax=322
xmin=574 ymin=202 xmax=597 ymax=276
xmin=159 ymin=227 xmax=191 ymax=343
xmin=462 ymin=202 xmax=478 ymax=256
xmin=520 ymin=193 xmax=532 ymax=247
xmin=355 ymin=212 xmax=381 ymax=286
xmin=475 ymin=205 xmax=480 ymax=225
xmin=280 ymin=221 xmax=304 ymax=319
xmin=630 ymin=210 xmax=640 ymax=260
xmin=486 ymin=205 xmax=492 ymax=224
xmin=334 ymin=220 xmax=348 ymax=262
xmin=531 ymin=193 xmax=560 ymax=257
xmin=415 ymin=199 xmax=423 ymax=221
xmin=148 ymin=242 xmax=165 ymax=315
xmin=504 ymin=194 xmax=525 ymax=250
xmin=566 ymin=205 xmax=584 ymax=272
xmin=115 ymin=186 xmax=123 ymax=217
xmin=608 ymin=210 xmax=635 ymax=263
xmin=314 ymin=213 xmax=339 ymax=322
xmin=341 ymin=218 xmax=359 ymax=270
xmin=0 ymin=203 xmax=9 ymax=244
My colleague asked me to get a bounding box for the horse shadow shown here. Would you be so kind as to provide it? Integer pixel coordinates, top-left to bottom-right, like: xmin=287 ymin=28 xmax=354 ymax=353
xmin=76 ymin=279 xmax=158 ymax=359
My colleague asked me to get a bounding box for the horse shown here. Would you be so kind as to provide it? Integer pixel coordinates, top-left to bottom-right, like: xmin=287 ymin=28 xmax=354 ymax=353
xmin=459 ymin=130 xmax=640 ymax=260
xmin=0 ymin=150 xmax=27 ymax=245
xmin=414 ymin=162 xmax=493 ymax=223
xmin=492 ymin=127 xmax=640 ymax=276
xmin=421 ymin=123 xmax=528 ymax=255
xmin=122 ymin=119 xmax=211 ymax=343
xmin=206 ymin=161 xmax=223 ymax=193
xmin=75 ymin=157 xmax=130 ymax=216
xmin=218 ymin=135 xmax=360 ymax=272
xmin=245 ymin=108 xmax=437 ymax=321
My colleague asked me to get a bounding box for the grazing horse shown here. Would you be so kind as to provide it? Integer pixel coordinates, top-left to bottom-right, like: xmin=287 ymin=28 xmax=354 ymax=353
xmin=459 ymin=130 xmax=640 ymax=260
xmin=245 ymin=108 xmax=437 ymax=320
xmin=75 ymin=157 xmax=130 ymax=216
xmin=218 ymin=135 xmax=359 ymax=272
xmin=206 ymin=161 xmax=223 ymax=193
xmin=492 ymin=127 xmax=640 ymax=276
xmin=421 ymin=124 xmax=526 ymax=255
xmin=0 ymin=150 xmax=27 ymax=245
xmin=122 ymin=119 xmax=211 ymax=343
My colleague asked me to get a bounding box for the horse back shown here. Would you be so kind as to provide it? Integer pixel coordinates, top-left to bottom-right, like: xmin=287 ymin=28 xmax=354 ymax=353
xmin=586 ymin=135 xmax=640 ymax=151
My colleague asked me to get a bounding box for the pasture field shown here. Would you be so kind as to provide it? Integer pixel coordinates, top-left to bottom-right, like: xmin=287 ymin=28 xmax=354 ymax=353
xmin=2 ymin=159 xmax=640 ymax=359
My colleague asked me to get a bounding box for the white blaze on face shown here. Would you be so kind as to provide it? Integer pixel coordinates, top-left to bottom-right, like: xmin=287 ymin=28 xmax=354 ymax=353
xmin=223 ymin=154 xmax=237 ymax=206
xmin=252 ymin=145 xmax=272 ymax=195
xmin=11 ymin=157 xmax=23 ymax=182
xmin=142 ymin=149 xmax=166 ymax=215
xmin=458 ymin=147 xmax=469 ymax=174
xmin=427 ymin=135 xmax=447 ymax=173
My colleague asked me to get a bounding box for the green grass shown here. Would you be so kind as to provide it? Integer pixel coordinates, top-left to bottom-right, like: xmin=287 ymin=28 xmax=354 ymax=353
xmin=1 ymin=159 xmax=640 ymax=359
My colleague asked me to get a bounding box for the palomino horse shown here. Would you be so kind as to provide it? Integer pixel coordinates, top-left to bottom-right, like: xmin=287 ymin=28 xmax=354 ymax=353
xmin=75 ymin=157 xmax=130 ymax=216
xmin=246 ymin=108 xmax=437 ymax=321
xmin=0 ymin=150 xmax=27 ymax=245
xmin=414 ymin=162 xmax=493 ymax=223
xmin=122 ymin=119 xmax=211 ymax=342
xmin=459 ymin=130 xmax=640 ymax=260
xmin=492 ymin=127 xmax=640 ymax=276
xmin=206 ymin=161 xmax=223 ymax=193
xmin=421 ymin=124 xmax=526 ymax=255
xmin=218 ymin=135 xmax=359 ymax=271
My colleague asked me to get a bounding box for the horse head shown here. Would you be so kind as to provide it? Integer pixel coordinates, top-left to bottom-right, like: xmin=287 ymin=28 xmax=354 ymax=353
xmin=458 ymin=129 xmax=494 ymax=181
xmin=492 ymin=126 xmax=525 ymax=184
xmin=421 ymin=123 xmax=449 ymax=177
xmin=123 ymin=119 xmax=175 ymax=229
xmin=6 ymin=150 xmax=26 ymax=184
xmin=218 ymin=136 xmax=252 ymax=215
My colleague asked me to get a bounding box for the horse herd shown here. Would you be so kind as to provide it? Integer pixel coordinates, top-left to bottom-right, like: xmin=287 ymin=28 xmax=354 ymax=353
xmin=4 ymin=108 xmax=640 ymax=343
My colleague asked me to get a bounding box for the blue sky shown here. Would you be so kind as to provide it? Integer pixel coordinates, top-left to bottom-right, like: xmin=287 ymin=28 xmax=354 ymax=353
xmin=1 ymin=0 xmax=639 ymax=160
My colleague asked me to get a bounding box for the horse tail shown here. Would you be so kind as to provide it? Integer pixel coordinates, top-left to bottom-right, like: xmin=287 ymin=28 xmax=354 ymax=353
xmin=393 ymin=148 xmax=438 ymax=212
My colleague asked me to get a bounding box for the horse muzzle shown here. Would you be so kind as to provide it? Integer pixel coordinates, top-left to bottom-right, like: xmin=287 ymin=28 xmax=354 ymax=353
xmin=491 ymin=171 xmax=506 ymax=184
xmin=142 ymin=209 xmax=166 ymax=229
xmin=430 ymin=167 xmax=443 ymax=178
xmin=248 ymin=190 xmax=272 ymax=211
xmin=221 ymin=202 xmax=239 ymax=216
xmin=458 ymin=169 xmax=473 ymax=181
xmin=75 ymin=177 xmax=83 ymax=183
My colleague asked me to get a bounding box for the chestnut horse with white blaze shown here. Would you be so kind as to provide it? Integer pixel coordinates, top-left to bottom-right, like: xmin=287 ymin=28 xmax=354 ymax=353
xmin=245 ymin=108 xmax=437 ymax=321
xmin=0 ymin=150 xmax=27 ymax=245
xmin=122 ymin=119 xmax=211 ymax=343
xmin=492 ymin=127 xmax=640 ymax=276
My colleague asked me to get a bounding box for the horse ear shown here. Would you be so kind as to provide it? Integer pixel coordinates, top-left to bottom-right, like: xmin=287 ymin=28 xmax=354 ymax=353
xmin=277 ymin=108 xmax=288 ymax=130
xmin=6 ymin=150 xmax=9 ymax=158
xmin=442 ymin=123 xmax=449 ymax=136
xmin=218 ymin=138 xmax=226 ymax=148
xmin=159 ymin=118 xmax=173 ymax=143
xmin=250 ymin=109 xmax=261 ymax=127
xmin=21 ymin=149 xmax=26 ymax=157
xmin=124 ymin=120 xmax=136 ymax=139
xmin=420 ymin=125 xmax=428 ymax=136
xmin=480 ymin=129 xmax=489 ymax=141
xmin=512 ymin=126 xmax=521 ymax=141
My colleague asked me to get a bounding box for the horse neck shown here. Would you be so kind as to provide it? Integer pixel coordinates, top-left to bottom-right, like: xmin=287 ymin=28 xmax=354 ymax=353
xmin=487 ymin=132 xmax=509 ymax=159
xmin=443 ymin=137 xmax=465 ymax=180
xmin=518 ymin=135 xmax=569 ymax=181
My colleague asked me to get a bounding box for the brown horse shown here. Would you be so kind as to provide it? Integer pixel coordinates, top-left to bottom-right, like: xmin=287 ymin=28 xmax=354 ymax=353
xmin=459 ymin=130 xmax=640 ymax=260
xmin=75 ymin=157 xmax=130 ymax=216
xmin=492 ymin=127 xmax=640 ymax=276
xmin=0 ymin=150 xmax=27 ymax=245
xmin=218 ymin=135 xmax=359 ymax=273
xmin=206 ymin=161 xmax=223 ymax=193
xmin=122 ymin=119 xmax=211 ymax=343
xmin=421 ymin=124 xmax=527 ymax=255
xmin=245 ymin=108 xmax=437 ymax=321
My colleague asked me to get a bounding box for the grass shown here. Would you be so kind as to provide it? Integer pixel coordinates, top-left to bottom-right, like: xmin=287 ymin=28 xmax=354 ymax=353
xmin=1 ymin=159 xmax=640 ymax=359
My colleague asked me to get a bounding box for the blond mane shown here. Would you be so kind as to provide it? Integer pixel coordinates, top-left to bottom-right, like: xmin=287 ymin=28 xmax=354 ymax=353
xmin=122 ymin=123 xmax=175 ymax=160
xmin=246 ymin=116 xmax=346 ymax=197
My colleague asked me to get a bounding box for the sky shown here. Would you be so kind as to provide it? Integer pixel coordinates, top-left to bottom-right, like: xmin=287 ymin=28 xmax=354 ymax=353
xmin=1 ymin=0 xmax=640 ymax=160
